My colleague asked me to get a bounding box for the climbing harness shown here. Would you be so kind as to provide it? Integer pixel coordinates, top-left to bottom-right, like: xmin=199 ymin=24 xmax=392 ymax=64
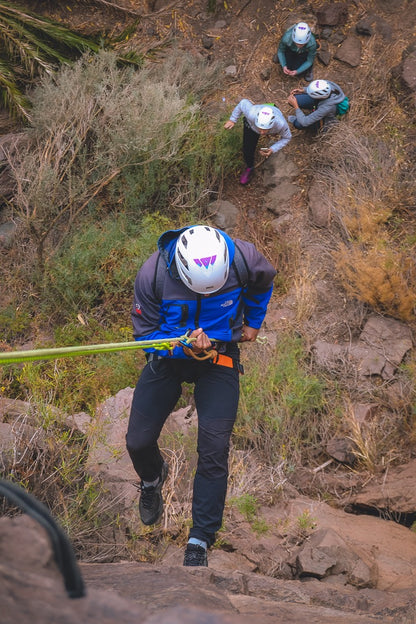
xmin=182 ymin=344 xmax=245 ymax=374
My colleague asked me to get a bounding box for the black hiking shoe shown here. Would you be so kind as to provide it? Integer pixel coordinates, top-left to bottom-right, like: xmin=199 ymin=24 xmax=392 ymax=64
xmin=138 ymin=462 xmax=168 ymax=526
xmin=183 ymin=543 xmax=208 ymax=567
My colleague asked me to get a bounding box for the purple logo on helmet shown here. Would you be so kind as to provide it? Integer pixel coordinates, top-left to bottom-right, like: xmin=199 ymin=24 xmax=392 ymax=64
xmin=194 ymin=255 xmax=217 ymax=269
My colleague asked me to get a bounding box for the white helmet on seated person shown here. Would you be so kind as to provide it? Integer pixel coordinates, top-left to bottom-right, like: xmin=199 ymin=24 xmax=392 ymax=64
xmin=175 ymin=225 xmax=229 ymax=294
xmin=307 ymin=79 xmax=331 ymax=99
xmin=256 ymin=106 xmax=276 ymax=130
xmin=292 ymin=22 xmax=311 ymax=45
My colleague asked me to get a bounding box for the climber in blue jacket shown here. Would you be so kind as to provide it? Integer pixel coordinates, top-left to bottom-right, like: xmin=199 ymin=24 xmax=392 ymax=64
xmin=126 ymin=224 xmax=276 ymax=567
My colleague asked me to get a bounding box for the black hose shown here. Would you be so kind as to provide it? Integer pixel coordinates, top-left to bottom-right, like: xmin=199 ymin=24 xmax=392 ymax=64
xmin=0 ymin=479 xmax=86 ymax=598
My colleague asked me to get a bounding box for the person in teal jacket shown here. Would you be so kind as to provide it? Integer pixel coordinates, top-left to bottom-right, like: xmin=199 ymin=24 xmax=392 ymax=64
xmin=273 ymin=22 xmax=317 ymax=82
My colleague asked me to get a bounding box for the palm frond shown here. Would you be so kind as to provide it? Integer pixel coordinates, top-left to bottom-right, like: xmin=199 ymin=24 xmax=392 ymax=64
xmin=0 ymin=56 xmax=31 ymax=119
xmin=0 ymin=2 xmax=103 ymax=117
xmin=0 ymin=3 xmax=101 ymax=55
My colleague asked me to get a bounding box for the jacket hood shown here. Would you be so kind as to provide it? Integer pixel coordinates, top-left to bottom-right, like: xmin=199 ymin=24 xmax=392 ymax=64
xmin=326 ymin=81 xmax=346 ymax=105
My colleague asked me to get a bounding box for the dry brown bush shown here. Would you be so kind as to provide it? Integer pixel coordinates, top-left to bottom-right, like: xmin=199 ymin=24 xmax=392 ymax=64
xmin=334 ymin=244 xmax=416 ymax=321
xmin=307 ymin=37 xmax=416 ymax=324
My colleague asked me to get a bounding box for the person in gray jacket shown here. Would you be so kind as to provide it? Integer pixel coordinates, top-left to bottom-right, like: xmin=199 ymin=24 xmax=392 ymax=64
xmin=224 ymin=99 xmax=291 ymax=185
xmin=287 ymin=79 xmax=346 ymax=132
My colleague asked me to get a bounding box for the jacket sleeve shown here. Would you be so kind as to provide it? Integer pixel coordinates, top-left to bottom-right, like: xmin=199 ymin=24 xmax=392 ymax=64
xmin=235 ymin=240 xmax=276 ymax=329
xmin=295 ymin=99 xmax=336 ymax=127
xmin=270 ymin=120 xmax=292 ymax=153
xmin=277 ymin=30 xmax=290 ymax=67
xmin=131 ymin=252 xmax=185 ymax=356
xmin=229 ymin=99 xmax=253 ymax=124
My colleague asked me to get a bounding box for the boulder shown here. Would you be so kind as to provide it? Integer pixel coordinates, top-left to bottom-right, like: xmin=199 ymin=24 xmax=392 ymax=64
xmin=328 ymin=31 xmax=346 ymax=45
xmin=346 ymin=459 xmax=416 ymax=519
xmin=265 ymin=180 xmax=301 ymax=215
xmin=334 ymin=35 xmax=362 ymax=67
xmin=356 ymin=16 xmax=376 ymax=36
xmin=401 ymin=50 xmax=416 ymax=93
xmin=326 ymin=437 xmax=357 ymax=465
xmin=202 ymin=35 xmax=214 ymax=49
xmin=359 ymin=315 xmax=413 ymax=379
xmin=312 ymin=315 xmax=413 ymax=380
xmin=270 ymin=213 xmax=293 ymax=233
xmin=317 ymin=47 xmax=331 ymax=66
xmin=278 ymin=499 xmax=416 ymax=592
xmin=295 ymin=527 xmax=376 ymax=588
xmin=260 ymin=67 xmax=272 ymax=81
xmin=0 ymin=221 xmax=17 ymax=248
xmin=208 ymin=199 xmax=239 ymax=232
xmin=356 ymin=15 xmax=392 ymax=40
xmin=316 ymin=3 xmax=349 ymax=27
xmin=225 ymin=65 xmax=237 ymax=77
xmin=263 ymin=151 xmax=299 ymax=186
xmin=262 ymin=152 xmax=301 ymax=215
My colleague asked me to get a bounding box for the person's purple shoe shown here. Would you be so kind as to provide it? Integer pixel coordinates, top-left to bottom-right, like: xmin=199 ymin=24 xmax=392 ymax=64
xmin=239 ymin=167 xmax=253 ymax=185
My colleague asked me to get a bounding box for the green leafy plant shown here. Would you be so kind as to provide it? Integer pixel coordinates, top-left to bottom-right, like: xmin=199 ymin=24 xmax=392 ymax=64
xmin=44 ymin=212 xmax=173 ymax=322
xmin=229 ymin=493 xmax=270 ymax=536
xmin=296 ymin=509 xmax=317 ymax=535
xmin=236 ymin=333 xmax=328 ymax=464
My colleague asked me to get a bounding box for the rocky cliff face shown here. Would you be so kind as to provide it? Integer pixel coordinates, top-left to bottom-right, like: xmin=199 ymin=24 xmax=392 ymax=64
xmin=1 ymin=511 xmax=415 ymax=624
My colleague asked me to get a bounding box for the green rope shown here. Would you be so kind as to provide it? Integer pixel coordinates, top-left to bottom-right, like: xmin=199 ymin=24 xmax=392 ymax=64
xmin=0 ymin=334 xmax=194 ymax=365
xmin=0 ymin=333 xmax=268 ymax=365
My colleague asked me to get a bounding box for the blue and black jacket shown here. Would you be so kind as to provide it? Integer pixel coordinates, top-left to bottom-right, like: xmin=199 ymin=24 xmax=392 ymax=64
xmin=131 ymin=226 xmax=276 ymax=358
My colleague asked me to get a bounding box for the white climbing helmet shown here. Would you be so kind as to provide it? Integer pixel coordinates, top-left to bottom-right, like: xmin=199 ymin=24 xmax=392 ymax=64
xmin=256 ymin=106 xmax=276 ymax=130
xmin=175 ymin=226 xmax=229 ymax=294
xmin=307 ymin=79 xmax=331 ymax=99
xmin=292 ymin=22 xmax=311 ymax=45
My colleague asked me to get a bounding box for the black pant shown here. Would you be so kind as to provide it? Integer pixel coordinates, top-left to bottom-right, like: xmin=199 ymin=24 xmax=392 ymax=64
xmin=243 ymin=117 xmax=260 ymax=168
xmin=126 ymin=351 xmax=240 ymax=547
xmin=284 ymin=47 xmax=308 ymax=73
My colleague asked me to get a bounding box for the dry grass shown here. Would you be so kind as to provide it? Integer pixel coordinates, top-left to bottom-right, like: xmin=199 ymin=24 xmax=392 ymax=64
xmin=292 ymin=266 xmax=318 ymax=323
xmin=334 ymin=244 xmax=416 ymax=321
xmin=0 ymin=404 xmax=123 ymax=560
xmin=342 ymin=398 xmax=407 ymax=473
xmin=307 ymin=37 xmax=416 ymax=324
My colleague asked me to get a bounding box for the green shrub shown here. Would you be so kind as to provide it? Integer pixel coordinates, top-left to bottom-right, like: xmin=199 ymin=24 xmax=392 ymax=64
xmin=43 ymin=212 xmax=173 ymax=322
xmin=0 ymin=304 xmax=32 ymax=342
xmin=228 ymin=493 xmax=270 ymax=536
xmin=236 ymin=333 xmax=328 ymax=463
xmin=7 ymin=49 xmax=235 ymax=276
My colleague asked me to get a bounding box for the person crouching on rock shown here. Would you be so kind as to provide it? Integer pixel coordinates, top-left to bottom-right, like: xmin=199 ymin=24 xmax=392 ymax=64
xmin=272 ymin=22 xmax=317 ymax=82
xmin=287 ymin=79 xmax=346 ymax=133
xmin=224 ymin=100 xmax=291 ymax=185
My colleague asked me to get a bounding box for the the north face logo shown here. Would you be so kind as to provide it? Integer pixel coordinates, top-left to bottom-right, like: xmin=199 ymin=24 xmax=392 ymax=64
xmin=194 ymin=255 xmax=217 ymax=268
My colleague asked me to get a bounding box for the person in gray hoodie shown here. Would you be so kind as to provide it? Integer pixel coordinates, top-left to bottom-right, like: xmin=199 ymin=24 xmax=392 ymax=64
xmin=224 ymin=99 xmax=291 ymax=185
xmin=287 ymin=79 xmax=346 ymax=132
